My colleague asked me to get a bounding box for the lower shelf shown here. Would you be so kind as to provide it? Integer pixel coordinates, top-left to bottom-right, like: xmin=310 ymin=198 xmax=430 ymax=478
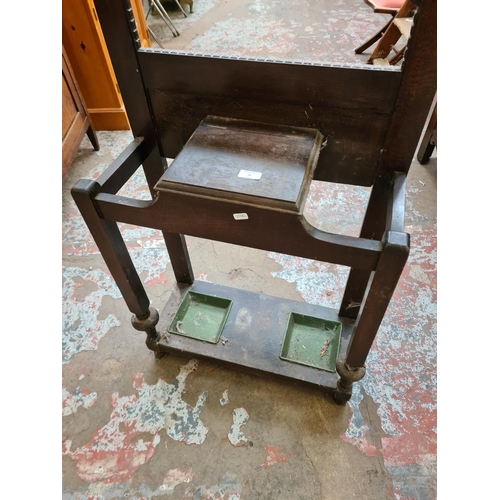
xmin=156 ymin=280 xmax=354 ymax=393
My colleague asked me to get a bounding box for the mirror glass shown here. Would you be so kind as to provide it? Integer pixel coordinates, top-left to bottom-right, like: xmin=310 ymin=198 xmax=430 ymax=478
xmin=141 ymin=0 xmax=411 ymax=67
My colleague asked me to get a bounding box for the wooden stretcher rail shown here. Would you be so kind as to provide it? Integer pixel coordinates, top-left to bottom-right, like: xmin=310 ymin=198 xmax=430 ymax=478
xmin=94 ymin=191 xmax=383 ymax=271
xmin=87 ymin=141 xmax=407 ymax=273
xmin=96 ymin=137 xmax=148 ymax=194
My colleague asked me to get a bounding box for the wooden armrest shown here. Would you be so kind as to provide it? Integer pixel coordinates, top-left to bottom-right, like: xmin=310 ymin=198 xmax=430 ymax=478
xmin=95 ymin=137 xmax=150 ymax=194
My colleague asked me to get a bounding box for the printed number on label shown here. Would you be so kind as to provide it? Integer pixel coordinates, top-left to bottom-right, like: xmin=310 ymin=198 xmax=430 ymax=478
xmin=238 ymin=170 xmax=262 ymax=180
xmin=233 ymin=213 xmax=249 ymax=220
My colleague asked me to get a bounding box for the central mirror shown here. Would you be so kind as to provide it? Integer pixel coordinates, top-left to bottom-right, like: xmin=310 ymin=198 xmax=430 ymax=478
xmin=140 ymin=0 xmax=408 ymax=68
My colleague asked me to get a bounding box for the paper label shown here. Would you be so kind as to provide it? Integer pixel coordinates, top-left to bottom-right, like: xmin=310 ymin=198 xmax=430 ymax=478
xmin=238 ymin=170 xmax=262 ymax=180
xmin=233 ymin=213 xmax=249 ymax=220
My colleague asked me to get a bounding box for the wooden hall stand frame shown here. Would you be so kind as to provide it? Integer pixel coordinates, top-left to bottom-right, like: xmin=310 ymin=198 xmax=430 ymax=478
xmin=72 ymin=0 xmax=436 ymax=404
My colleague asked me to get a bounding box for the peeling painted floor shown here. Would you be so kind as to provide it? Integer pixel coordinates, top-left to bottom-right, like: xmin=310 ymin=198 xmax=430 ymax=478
xmin=62 ymin=1 xmax=437 ymax=498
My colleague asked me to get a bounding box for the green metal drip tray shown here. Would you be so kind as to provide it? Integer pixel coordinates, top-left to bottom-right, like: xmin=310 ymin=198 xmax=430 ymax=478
xmin=280 ymin=312 xmax=342 ymax=372
xmin=167 ymin=291 xmax=233 ymax=344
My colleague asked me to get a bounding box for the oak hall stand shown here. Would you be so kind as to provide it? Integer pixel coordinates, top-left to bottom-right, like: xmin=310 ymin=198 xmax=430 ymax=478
xmin=72 ymin=0 xmax=436 ymax=404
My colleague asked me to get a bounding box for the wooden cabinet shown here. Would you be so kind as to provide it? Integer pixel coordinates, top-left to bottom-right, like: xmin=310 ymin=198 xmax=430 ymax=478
xmin=62 ymin=0 xmax=151 ymax=131
xmin=62 ymin=46 xmax=99 ymax=180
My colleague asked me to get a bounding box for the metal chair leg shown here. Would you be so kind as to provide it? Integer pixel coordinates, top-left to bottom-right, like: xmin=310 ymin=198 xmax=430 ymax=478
xmin=150 ymin=0 xmax=180 ymax=37
xmin=173 ymin=0 xmax=188 ymax=17
xmin=147 ymin=25 xmax=165 ymax=48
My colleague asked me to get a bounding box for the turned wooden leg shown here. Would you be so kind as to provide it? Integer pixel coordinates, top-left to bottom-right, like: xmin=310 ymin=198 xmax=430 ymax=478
xmin=334 ymin=231 xmax=410 ymax=404
xmin=131 ymin=305 xmax=160 ymax=341
xmin=72 ymin=179 xmax=168 ymax=357
xmin=131 ymin=305 xmax=170 ymax=358
xmin=333 ymin=355 xmax=366 ymax=404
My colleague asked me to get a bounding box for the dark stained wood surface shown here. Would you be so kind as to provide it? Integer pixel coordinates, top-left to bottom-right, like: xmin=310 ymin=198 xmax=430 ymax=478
xmin=76 ymin=0 xmax=436 ymax=395
xmin=94 ymin=189 xmax=383 ymax=271
xmin=339 ymin=173 xmax=395 ymax=319
xmin=94 ymin=0 xmax=195 ymax=285
xmin=149 ymin=90 xmax=393 ymax=187
xmin=71 ymin=179 xmax=151 ymax=317
xmin=416 ymin=100 xmax=437 ymax=164
xmin=93 ymin=0 xmax=152 ymax=140
xmin=156 ymin=116 xmax=323 ymax=212
xmin=346 ymin=231 xmax=410 ymax=367
xmin=378 ymin=0 xmax=437 ymax=173
xmin=137 ymin=49 xmax=402 ymax=187
xmin=97 ymin=137 xmax=147 ymax=194
xmin=156 ymin=280 xmax=356 ymax=392
xmin=138 ymin=49 xmax=401 ymax=112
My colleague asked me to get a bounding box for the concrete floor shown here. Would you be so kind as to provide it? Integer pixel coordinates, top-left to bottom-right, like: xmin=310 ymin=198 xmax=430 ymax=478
xmin=62 ymin=1 xmax=437 ymax=498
